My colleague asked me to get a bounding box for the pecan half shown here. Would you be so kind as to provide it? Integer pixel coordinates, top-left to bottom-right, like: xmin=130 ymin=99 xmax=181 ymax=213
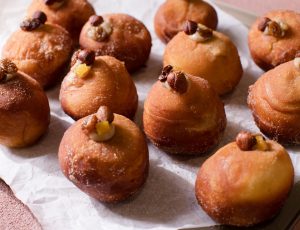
xmin=89 ymin=15 xmax=104 ymax=27
xmin=78 ymin=50 xmax=95 ymax=66
xmin=236 ymin=131 xmax=257 ymax=151
xmin=184 ymin=20 xmax=198 ymax=35
xmin=96 ymin=106 xmax=114 ymax=123
xmin=82 ymin=115 xmax=98 ymax=134
xmin=158 ymin=65 xmax=173 ymax=82
xmin=257 ymin=17 xmax=271 ymax=31
xmin=20 ymin=11 xmax=47 ymax=31
xmin=166 ymin=71 xmax=188 ymax=94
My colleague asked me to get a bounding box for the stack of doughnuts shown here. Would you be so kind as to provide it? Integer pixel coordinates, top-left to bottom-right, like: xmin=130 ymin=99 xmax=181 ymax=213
xmin=0 ymin=0 xmax=298 ymax=228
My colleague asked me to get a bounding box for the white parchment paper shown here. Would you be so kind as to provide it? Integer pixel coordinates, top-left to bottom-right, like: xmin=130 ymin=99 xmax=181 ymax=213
xmin=0 ymin=1 xmax=299 ymax=229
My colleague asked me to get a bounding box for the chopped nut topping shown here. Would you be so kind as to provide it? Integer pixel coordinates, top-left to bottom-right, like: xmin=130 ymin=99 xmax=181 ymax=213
xmin=236 ymin=131 xmax=269 ymax=151
xmin=89 ymin=15 xmax=104 ymax=27
xmin=188 ymin=23 xmax=213 ymax=42
xmin=0 ymin=59 xmax=18 ymax=83
xmin=87 ymin=25 xmax=110 ymax=42
xmin=32 ymin=11 xmax=47 ymax=24
xmin=82 ymin=115 xmax=98 ymax=134
xmin=198 ymin=26 xmax=213 ymax=40
xmin=166 ymin=71 xmax=188 ymax=94
xmin=158 ymin=65 xmax=173 ymax=82
xmin=81 ymin=106 xmax=115 ymax=142
xmin=236 ymin=131 xmax=257 ymax=151
xmin=78 ymin=50 xmax=95 ymax=66
xmin=258 ymin=17 xmax=271 ymax=31
xmin=20 ymin=11 xmax=47 ymax=31
xmin=71 ymin=50 xmax=95 ymax=78
xmin=258 ymin=17 xmax=288 ymax=38
xmin=96 ymin=106 xmax=114 ymax=123
xmin=87 ymin=16 xmax=112 ymax=42
xmin=266 ymin=21 xmax=282 ymax=37
xmin=0 ymin=59 xmax=18 ymax=74
xmin=184 ymin=20 xmax=198 ymax=35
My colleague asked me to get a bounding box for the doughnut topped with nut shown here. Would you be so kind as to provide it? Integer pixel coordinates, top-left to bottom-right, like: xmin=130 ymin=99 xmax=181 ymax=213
xmin=0 ymin=59 xmax=50 ymax=147
xmin=79 ymin=14 xmax=152 ymax=72
xmin=58 ymin=106 xmax=149 ymax=202
xmin=154 ymin=0 xmax=218 ymax=43
xmin=27 ymin=0 xmax=95 ymax=40
xmin=163 ymin=20 xmax=243 ymax=95
xmin=60 ymin=49 xmax=138 ymax=120
xmin=248 ymin=56 xmax=300 ymax=144
xmin=143 ymin=66 xmax=226 ymax=154
xmin=2 ymin=11 xmax=73 ymax=89
xmin=195 ymin=131 xmax=294 ymax=227
xmin=248 ymin=10 xmax=300 ymax=71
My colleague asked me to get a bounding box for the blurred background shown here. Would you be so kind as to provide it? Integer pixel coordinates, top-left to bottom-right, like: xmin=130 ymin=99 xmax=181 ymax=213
xmin=219 ymin=0 xmax=300 ymax=15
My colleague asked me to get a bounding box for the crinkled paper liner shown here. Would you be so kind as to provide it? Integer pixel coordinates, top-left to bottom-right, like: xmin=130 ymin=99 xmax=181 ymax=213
xmin=0 ymin=0 xmax=299 ymax=229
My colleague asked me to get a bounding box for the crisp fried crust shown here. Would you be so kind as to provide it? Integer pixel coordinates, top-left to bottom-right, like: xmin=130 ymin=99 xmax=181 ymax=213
xmin=0 ymin=72 xmax=50 ymax=147
xmin=143 ymin=75 xmax=226 ymax=155
xmin=58 ymin=114 xmax=149 ymax=203
xmin=248 ymin=60 xmax=300 ymax=144
xmin=195 ymin=141 xmax=294 ymax=226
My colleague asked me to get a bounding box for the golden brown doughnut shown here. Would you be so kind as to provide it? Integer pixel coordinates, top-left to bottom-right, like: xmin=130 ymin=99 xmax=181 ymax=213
xmin=195 ymin=131 xmax=294 ymax=226
xmin=58 ymin=106 xmax=149 ymax=202
xmin=154 ymin=0 xmax=218 ymax=43
xmin=27 ymin=0 xmax=95 ymax=40
xmin=248 ymin=10 xmax=300 ymax=71
xmin=163 ymin=21 xmax=243 ymax=95
xmin=79 ymin=14 xmax=152 ymax=73
xmin=2 ymin=11 xmax=73 ymax=89
xmin=60 ymin=50 xmax=138 ymax=120
xmin=248 ymin=58 xmax=300 ymax=144
xmin=0 ymin=59 xmax=50 ymax=148
xmin=143 ymin=66 xmax=226 ymax=154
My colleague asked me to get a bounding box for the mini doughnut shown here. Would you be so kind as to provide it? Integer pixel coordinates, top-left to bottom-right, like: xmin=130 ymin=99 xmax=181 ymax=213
xmin=195 ymin=131 xmax=294 ymax=226
xmin=2 ymin=11 xmax=73 ymax=89
xmin=60 ymin=49 xmax=138 ymax=120
xmin=248 ymin=57 xmax=300 ymax=144
xmin=163 ymin=20 xmax=243 ymax=95
xmin=27 ymin=0 xmax=95 ymax=40
xmin=58 ymin=106 xmax=149 ymax=202
xmin=248 ymin=10 xmax=300 ymax=71
xmin=0 ymin=59 xmax=50 ymax=148
xmin=79 ymin=14 xmax=152 ymax=72
xmin=143 ymin=66 xmax=226 ymax=154
xmin=154 ymin=0 xmax=218 ymax=43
